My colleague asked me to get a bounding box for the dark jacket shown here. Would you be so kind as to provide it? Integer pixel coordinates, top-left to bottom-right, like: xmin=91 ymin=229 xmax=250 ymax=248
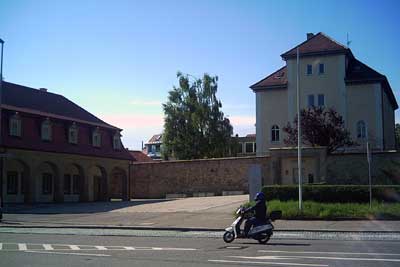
xmin=245 ymin=199 xmax=267 ymax=221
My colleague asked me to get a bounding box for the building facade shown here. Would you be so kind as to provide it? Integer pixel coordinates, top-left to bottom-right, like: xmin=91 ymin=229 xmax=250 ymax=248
xmin=143 ymin=134 xmax=162 ymax=160
xmin=1 ymin=82 xmax=133 ymax=203
xmin=235 ymin=134 xmax=256 ymax=157
xmin=251 ymin=32 xmax=398 ymax=156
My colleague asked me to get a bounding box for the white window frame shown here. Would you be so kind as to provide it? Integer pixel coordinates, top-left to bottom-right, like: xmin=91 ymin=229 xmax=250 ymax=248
xmin=317 ymin=94 xmax=325 ymax=107
xmin=308 ymin=94 xmax=315 ymax=108
xmin=92 ymin=128 xmax=101 ymax=147
xmin=357 ymin=120 xmax=366 ymax=139
xmin=306 ymin=64 xmax=313 ymax=75
xmin=245 ymin=142 xmax=254 ymax=154
xmin=271 ymin=125 xmax=280 ymax=143
xmin=68 ymin=123 xmax=78 ymax=144
xmin=41 ymin=118 xmax=52 ymax=141
xmin=318 ymin=63 xmax=325 ymax=75
xmin=9 ymin=113 xmax=22 ymax=137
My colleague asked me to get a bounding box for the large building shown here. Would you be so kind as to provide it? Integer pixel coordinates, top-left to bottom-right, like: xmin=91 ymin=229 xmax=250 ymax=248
xmin=251 ymin=32 xmax=398 ymax=155
xmin=1 ymin=82 xmax=133 ymax=203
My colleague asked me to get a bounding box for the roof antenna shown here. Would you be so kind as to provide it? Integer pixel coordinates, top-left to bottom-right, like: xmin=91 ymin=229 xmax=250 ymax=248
xmin=346 ymin=33 xmax=352 ymax=47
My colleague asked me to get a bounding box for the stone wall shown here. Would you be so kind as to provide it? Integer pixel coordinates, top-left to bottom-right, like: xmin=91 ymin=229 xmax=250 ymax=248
xmin=130 ymin=156 xmax=271 ymax=199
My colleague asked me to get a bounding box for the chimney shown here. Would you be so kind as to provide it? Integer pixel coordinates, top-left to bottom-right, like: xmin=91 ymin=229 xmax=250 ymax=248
xmin=39 ymin=88 xmax=48 ymax=92
xmin=306 ymin=33 xmax=314 ymax=40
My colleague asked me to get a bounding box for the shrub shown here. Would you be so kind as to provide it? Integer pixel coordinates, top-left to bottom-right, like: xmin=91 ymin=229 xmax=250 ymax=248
xmin=262 ymin=185 xmax=400 ymax=203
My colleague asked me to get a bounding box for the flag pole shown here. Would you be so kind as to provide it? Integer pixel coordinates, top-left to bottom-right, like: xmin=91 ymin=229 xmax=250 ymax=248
xmin=297 ymin=47 xmax=303 ymax=211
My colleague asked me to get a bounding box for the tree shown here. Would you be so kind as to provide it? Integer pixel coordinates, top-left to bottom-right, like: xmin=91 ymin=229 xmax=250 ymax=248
xmin=283 ymin=106 xmax=354 ymax=154
xmin=162 ymin=72 xmax=233 ymax=160
xmin=395 ymin=123 xmax=400 ymax=149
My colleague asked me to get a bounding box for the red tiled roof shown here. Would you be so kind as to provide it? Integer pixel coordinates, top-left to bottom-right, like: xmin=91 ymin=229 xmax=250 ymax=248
xmin=345 ymin=59 xmax=398 ymax=109
xmin=129 ymin=150 xmax=153 ymax=162
xmin=281 ymin=32 xmax=349 ymax=59
xmin=2 ymin=82 xmax=119 ymax=129
xmin=250 ymin=66 xmax=287 ymax=90
xmin=246 ymin=134 xmax=256 ymax=138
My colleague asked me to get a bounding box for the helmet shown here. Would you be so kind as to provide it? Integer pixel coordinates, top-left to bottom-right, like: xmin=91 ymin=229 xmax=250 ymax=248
xmin=254 ymin=192 xmax=265 ymax=201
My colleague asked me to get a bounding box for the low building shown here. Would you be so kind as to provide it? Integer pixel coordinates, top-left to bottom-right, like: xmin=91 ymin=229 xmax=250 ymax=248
xmin=1 ymin=82 xmax=133 ymax=203
xmin=235 ymin=134 xmax=256 ymax=156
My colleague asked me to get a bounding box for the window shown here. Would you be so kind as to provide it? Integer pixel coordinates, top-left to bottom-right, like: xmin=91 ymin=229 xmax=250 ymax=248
xmin=41 ymin=119 xmax=52 ymax=141
xmin=308 ymin=95 xmax=315 ymax=107
xmin=151 ymin=145 xmax=156 ymax=152
xmin=113 ymin=132 xmax=122 ymax=150
xmin=64 ymin=174 xmax=71 ymax=194
xmin=357 ymin=120 xmax=366 ymax=139
xmin=237 ymin=143 xmax=243 ymax=154
xmin=68 ymin=123 xmax=78 ymax=144
xmin=92 ymin=128 xmax=101 ymax=147
xmin=42 ymin=173 xmax=53 ymax=194
xmin=7 ymin=171 xmax=18 ymax=194
xmin=155 ymin=145 xmax=161 ymax=153
xmin=9 ymin=113 xmax=22 ymax=137
xmin=306 ymin=64 xmax=312 ymax=75
xmin=318 ymin=94 xmax=325 ymax=107
xmin=245 ymin=142 xmax=254 ymax=153
xmin=319 ymin=63 xmax=325 ymax=74
xmin=271 ymin=125 xmax=280 ymax=142
xmin=73 ymin=175 xmax=80 ymax=194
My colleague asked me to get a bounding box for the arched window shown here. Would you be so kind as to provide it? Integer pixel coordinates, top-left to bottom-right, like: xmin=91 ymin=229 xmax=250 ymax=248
xmin=357 ymin=120 xmax=366 ymax=139
xmin=113 ymin=131 xmax=122 ymax=150
xmin=41 ymin=118 xmax=52 ymax=141
xmin=271 ymin=125 xmax=280 ymax=142
xmin=68 ymin=122 xmax=78 ymax=144
xmin=92 ymin=127 xmax=101 ymax=147
xmin=9 ymin=113 xmax=22 ymax=137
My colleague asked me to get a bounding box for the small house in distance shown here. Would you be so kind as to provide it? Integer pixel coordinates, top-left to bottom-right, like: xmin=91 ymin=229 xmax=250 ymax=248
xmin=143 ymin=134 xmax=162 ymax=160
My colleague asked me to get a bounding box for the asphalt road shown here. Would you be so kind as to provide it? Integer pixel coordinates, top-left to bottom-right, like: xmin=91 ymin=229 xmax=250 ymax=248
xmin=1 ymin=232 xmax=400 ymax=267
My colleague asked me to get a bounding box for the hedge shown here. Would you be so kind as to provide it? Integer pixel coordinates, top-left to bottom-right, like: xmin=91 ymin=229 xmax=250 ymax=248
xmin=262 ymin=185 xmax=400 ymax=203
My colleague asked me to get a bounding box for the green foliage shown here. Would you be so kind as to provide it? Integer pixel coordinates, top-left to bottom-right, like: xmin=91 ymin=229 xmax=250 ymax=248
xmin=162 ymin=72 xmax=233 ymax=160
xmin=267 ymin=200 xmax=400 ymax=219
xmin=262 ymin=185 xmax=400 ymax=203
xmin=283 ymin=106 xmax=354 ymax=154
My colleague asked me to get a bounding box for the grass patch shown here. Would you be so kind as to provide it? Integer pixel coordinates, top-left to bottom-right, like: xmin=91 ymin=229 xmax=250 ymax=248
xmin=239 ymin=200 xmax=400 ymax=220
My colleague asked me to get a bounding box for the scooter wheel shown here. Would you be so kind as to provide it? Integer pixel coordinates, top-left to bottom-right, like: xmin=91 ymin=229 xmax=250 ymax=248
xmin=223 ymin=231 xmax=235 ymax=243
xmin=257 ymin=233 xmax=271 ymax=244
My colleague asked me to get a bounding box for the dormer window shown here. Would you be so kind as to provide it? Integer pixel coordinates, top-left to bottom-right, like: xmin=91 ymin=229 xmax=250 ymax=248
xmin=68 ymin=122 xmax=78 ymax=144
xmin=41 ymin=118 xmax=52 ymax=141
xmin=92 ymin=128 xmax=101 ymax=147
xmin=113 ymin=132 xmax=122 ymax=150
xmin=9 ymin=113 xmax=22 ymax=137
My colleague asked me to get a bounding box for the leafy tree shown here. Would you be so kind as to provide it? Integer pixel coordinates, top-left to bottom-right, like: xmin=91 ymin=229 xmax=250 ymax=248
xmin=283 ymin=106 xmax=354 ymax=154
xmin=395 ymin=123 xmax=400 ymax=149
xmin=162 ymin=72 xmax=233 ymax=160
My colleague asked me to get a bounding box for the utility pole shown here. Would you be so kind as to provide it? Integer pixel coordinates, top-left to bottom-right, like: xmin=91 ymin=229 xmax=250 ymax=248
xmin=0 ymin=38 xmax=4 ymax=211
xmin=366 ymin=124 xmax=372 ymax=209
xmin=296 ymin=47 xmax=303 ymax=211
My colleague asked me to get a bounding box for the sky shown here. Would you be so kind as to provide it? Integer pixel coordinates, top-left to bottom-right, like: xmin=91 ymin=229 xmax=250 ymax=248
xmin=0 ymin=0 xmax=399 ymax=150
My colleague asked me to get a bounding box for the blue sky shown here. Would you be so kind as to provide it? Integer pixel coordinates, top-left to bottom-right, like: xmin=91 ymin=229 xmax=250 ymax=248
xmin=1 ymin=0 xmax=399 ymax=150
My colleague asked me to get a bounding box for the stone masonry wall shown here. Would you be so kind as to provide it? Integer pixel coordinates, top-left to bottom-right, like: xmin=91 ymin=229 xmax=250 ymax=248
xmin=130 ymin=156 xmax=271 ymax=199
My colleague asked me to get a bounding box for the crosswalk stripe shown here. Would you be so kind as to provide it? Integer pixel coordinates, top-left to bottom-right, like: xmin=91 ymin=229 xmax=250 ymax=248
xmin=124 ymin=247 xmax=135 ymax=250
xmin=95 ymin=246 xmax=107 ymax=250
xmin=18 ymin=244 xmax=27 ymax=251
xmin=0 ymin=243 xmax=2 ymax=250
xmin=69 ymin=245 xmax=80 ymax=250
xmin=43 ymin=244 xmax=54 ymax=250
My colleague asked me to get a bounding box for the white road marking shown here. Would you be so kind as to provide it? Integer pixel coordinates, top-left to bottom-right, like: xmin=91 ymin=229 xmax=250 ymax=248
xmin=43 ymin=244 xmax=54 ymax=250
xmin=208 ymin=259 xmax=328 ymax=267
xmin=24 ymin=250 xmax=110 ymax=257
xmin=233 ymin=255 xmax=400 ymax=263
xmin=0 ymin=243 xmax=2 ymax=250
xmin=95 ymin=246 xmax=107 ymax=250
xmin=69 ymin=245 xmax=80 ymax=250
xmin=258 ymin=250 xmax=400 ymax=256
xmin=18 ymin=243 xmax=27 ymax=251
xmin=124 ymin=246 xmax=136 ymax=250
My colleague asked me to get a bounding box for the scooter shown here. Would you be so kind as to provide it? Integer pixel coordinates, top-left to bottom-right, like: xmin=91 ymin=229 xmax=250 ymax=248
xmin=223 ymin=206 xmax=282 ymax=244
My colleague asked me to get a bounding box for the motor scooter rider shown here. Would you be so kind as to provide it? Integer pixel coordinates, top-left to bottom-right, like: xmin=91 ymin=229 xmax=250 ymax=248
xmin=243 ymin=192 xmax=267 ymax=237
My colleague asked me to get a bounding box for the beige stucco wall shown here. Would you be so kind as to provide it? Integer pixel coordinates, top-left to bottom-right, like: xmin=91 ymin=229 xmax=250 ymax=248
xmin=286 ymin=54 xmax=347 ymax=123
xmin=256 ymin=88 xmax=288 ymax=155
xmin=346 ymin=83 xmax=383 ymax=150
xmin=382 ymin=89 xmax=396 ymax=149
xmin=2 ymin=148 xmax=129 ymax=203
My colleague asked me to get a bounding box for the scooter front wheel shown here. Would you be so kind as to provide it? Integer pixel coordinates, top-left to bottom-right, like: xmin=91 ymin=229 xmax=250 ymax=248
xmin=223 ymin=231 xmax=235 ymax=243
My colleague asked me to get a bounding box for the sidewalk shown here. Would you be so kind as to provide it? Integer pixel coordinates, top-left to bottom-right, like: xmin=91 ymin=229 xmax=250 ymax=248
xmin=1 ymin=195 xmax=400 ymax=232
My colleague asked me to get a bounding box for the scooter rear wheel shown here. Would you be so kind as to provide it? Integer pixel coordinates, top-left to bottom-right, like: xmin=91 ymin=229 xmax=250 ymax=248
xmin=257 ymin=233 xmax=271 ymax=244
xmin=223 ymin=231 xmax=235 ymax=243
